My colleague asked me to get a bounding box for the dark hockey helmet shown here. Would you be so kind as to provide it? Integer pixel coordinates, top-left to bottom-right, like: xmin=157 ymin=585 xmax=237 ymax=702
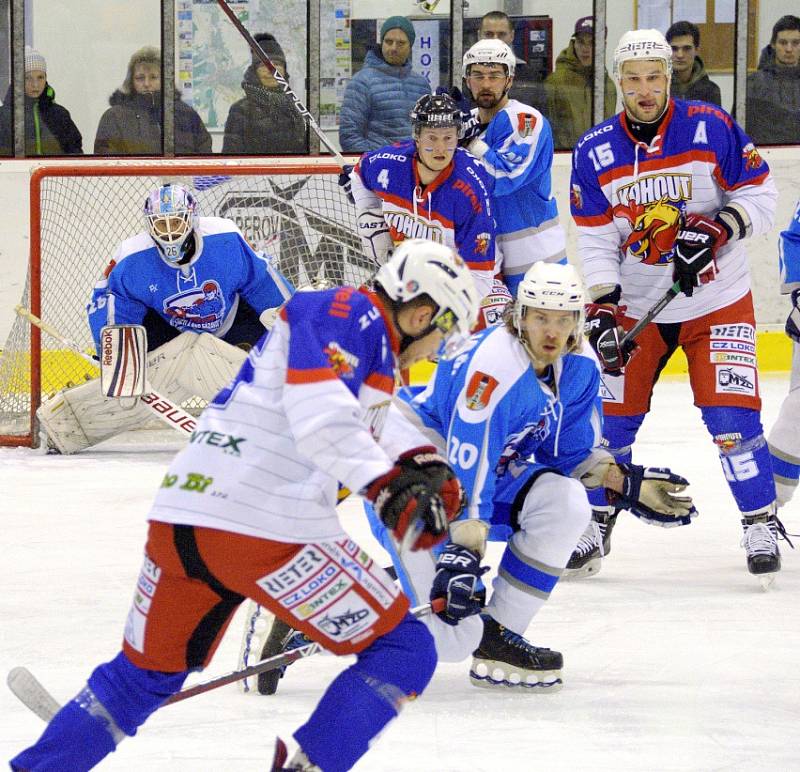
xmin=410 ymin=94 xmax=463 ymax=137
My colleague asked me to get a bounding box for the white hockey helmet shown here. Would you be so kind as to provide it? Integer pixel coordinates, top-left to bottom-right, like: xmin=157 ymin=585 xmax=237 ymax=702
xmin=143 ymin=183 xmax=198 ymax=264
xmin=513 ymin=262 xmax=585 ymax=353
xmin=613 ymin=28 xmax=673 ymax=82
xmin=375 ymin=239 xmax=480 ymax=347
xmin=463 ymin=39 xmax=516 ymax=78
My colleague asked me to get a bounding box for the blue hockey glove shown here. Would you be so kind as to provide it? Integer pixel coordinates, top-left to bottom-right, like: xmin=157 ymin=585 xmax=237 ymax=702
xmin=430 ymin=542 xmax=488 ymax=625
xmin=337 ymin=164 xmax=354 ymax=204
xmin=785 ymin=288 xmax=800 ymax=343
xmin=607 ymin=464 xmax=698 ymax=528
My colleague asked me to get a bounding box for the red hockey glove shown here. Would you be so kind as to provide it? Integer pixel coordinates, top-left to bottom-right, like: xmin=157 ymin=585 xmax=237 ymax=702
xmin=672 ymin=213 xmax=729 ymax=297
xmin=363 ymin=446 xmax=465 ymax=551
xmin=584 ymin=304 xmax=637 ymax=375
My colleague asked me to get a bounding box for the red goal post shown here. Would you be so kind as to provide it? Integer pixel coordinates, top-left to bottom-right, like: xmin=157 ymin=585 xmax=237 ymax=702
xmin=0 ymin=160 xmax=366 ymax=447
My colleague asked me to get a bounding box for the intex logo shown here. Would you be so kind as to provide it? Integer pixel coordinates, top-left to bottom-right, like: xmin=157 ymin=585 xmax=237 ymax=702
xmin=102 ymin=329 xmax=114 ymax=366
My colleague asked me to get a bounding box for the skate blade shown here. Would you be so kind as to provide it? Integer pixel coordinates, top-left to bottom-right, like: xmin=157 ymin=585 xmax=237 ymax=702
xmin=758 ymin=573 xmax=778 ymax=591
xmin=469 ymin=661 xmax=563 ymax=692
xmin=562 ymin=557 xmax=602 ymax=581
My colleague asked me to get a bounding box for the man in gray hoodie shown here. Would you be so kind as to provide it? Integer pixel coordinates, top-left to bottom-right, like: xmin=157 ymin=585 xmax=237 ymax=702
xmin=666 ymin=21 xmax=722 ymax=106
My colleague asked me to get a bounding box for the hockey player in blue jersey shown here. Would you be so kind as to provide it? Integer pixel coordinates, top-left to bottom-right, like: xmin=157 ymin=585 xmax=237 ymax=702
xmin=349 ymin=93 xmax=498 ymax=301
xmin=37 ymin=182 xmax=293 ymax=454
xmin=10 ymin=240 xmax=480 ymax=772
xmin=456 ymin=39 xmax=567 ymax=294
xmin=768 ymin=198 xmax=800 ymax=506
xmin=567 ymin=28 xmax=781 ymax=583
xmin=363 ymin=262 xmax=696 ymax=690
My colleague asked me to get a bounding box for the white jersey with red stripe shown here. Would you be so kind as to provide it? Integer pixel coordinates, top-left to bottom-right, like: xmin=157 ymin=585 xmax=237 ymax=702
xmin=570 ymin=99 xmax=777 ymax=322
xmin=149 ymin=286 xmax=427 ymax=543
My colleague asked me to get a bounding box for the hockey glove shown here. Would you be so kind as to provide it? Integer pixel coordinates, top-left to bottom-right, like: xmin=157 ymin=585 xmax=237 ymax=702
xmin=672 ymin=213 xmax=728 ymax=297
xmin=436 ymin=85 xmax=482 ymax=146
xmin=430 ymin=542 xmax=488 ymax=626
xmin=785 ymin=288 xmax=800 ymax=343
xmin=337 ymin=164 xmax=355 ymax=204
xmin=363 ymin=447 xmax=464 ymax=551
xmin=607 ymin=463 xmax=698 ymax=527
xmin=584 ymin=304 xmax=636 ymax=375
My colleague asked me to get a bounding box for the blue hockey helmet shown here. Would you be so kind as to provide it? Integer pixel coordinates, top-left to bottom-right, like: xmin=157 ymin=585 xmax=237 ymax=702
xmin=143 ymin=183 xmax=198 ymax=264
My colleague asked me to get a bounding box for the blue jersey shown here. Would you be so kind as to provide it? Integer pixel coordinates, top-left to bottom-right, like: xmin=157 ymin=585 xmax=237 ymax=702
xmin=86 ymin=217 xmax=293 ymax=350
xmin=400 ymin=325 xmax=604 ymax=536
xmin=352 ymin=141 xmax=496 ymax=298
xmin=471 ymin=100 xmax=566 ymax=292
xmin=779 ymin=198 xmax=800 ymax=293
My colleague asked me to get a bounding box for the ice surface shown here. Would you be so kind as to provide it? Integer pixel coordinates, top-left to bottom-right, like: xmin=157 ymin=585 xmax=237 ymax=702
xmin=3 ymin=376 xmax=799 ymax=771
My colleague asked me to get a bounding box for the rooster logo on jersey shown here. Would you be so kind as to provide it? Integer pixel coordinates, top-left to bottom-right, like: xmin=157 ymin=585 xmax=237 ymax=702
xmin=742 ymin=143 xmax=763 ymax=172
xmin=615 ymin=196 xmax=684 ymax=265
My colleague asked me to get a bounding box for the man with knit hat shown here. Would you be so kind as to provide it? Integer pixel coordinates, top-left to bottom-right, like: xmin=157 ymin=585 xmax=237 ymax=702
xmin=0 ymin=45 xmax=82 ymax=155
xmin=223 ymin=32 xmax=307 ymax=154
xmin=339 ymin=15 xmax=430 ymax=152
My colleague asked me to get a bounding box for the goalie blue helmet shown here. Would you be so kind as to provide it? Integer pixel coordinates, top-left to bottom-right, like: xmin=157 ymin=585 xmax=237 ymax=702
xmin=144 ymin=183 xmax=199 ymax=264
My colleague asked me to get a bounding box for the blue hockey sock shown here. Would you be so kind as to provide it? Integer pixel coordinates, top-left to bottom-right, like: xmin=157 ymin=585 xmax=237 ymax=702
xmin=294 ymin=613 xmax=436 ymax=772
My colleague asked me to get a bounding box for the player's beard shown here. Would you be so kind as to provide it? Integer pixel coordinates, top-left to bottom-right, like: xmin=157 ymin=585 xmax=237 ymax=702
xmin=475 ymin=91 xmax=502 ymax=110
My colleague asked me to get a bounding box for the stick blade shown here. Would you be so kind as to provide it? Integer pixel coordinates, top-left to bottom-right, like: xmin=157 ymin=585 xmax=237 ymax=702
xmin=7 ymin=667 xmax=61 ymax=722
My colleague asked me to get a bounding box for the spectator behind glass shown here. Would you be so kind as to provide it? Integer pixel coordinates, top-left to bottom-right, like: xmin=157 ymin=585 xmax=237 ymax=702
xmin=0 ymin=46 xmax=82 ymax=155
xmin=478 ymin=11 xmax=547 ymax=114
xmin=746 ymin=15 xmax=800 ymax=145
xmin=94 ymin=46 xmax=211 ymax=155
xmin=339 ymin=16 xmax=430 ymax=153
xmin=545 ymin=16 xmax=616 ymax=150
xmin=222 ymin=33 xmax=307 ymax=154
xmin=666 ymin=21 xmax=722 ymax=106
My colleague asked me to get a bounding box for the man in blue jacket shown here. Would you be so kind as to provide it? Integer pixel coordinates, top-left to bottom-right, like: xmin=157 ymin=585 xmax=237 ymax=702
xmin=339 ymin=16 xmax=430 ymax=152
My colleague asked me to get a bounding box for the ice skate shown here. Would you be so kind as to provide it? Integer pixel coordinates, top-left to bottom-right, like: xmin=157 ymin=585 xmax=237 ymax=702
xmin=257 ymin=618 xmax=313 ymax=695
xmin=740 ymin=507 xmax=791 ymax=589
xmin=270 ymin=738 xmax=322 ymax=771
xmin=563 ymin=507 xmax=617 ymax=579
xmin=469 ymin=615 xmax=563 ymax=691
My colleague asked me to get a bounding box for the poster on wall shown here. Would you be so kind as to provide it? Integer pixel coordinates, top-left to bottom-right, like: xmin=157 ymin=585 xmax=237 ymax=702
xmin=411 ymin=19 xmax=440 ymax=92
xmin=180 ymin=0 xmax=308 ymax=133
xmin=320 ymin=0 xmax=352 ymax=130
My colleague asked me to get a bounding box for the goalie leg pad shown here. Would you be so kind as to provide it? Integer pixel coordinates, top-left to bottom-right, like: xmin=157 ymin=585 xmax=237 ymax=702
xmin=172 ymin=332 xmax=247 ymax=401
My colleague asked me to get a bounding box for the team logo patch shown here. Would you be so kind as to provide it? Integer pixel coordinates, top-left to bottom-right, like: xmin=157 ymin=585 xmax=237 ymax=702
xmin=715 ymin=365 xmax=756 ymax=396
xmin=475 ymin=232 xmax=491 ymax=255
xmin=742 ymin=143 xmax=763 ymax=171
xmin=570 ymin=183 xmax=583 ymax=210
xmin=163 ymin=280 xmax=225 ymax=331
xmin=713 ymin=432 xmax=743 ymax=454
xmin=324 ymin=341 xmax=359 ymax=377
xmin=517 ymin=112 xmax=536 ymax=137
xmin=614 ymin=197 xmax=685 ymax=265
xmin=465 ymin=371 xmax=499 ymax=410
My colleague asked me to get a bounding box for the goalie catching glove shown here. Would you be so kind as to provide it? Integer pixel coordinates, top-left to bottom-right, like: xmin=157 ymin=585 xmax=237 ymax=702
xmin=672 ymin=213 xmax=728 ymax=297
xmin=584 ymin=304 xmax=636 ymax=375
xmin=363 ymin=446 xmax=465 ymax=551
xmin=607 ymin=463 xmax=697 ymax=527
xmin=430 ymin=542 xmax=488 ymax=625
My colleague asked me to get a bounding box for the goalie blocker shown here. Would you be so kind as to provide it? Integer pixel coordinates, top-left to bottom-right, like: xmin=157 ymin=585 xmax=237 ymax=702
xmin=99 ymin=325 xmax=148 ymax=400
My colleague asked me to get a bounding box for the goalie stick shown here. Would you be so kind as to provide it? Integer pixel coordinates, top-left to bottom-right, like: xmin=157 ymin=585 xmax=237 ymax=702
xmin=215 ymin=0 xmax=347 ymax=169
xmin=16 ymin=305 xmax=196 ymax=438
xmin=8 ymin=599 xmax=444 ymax=722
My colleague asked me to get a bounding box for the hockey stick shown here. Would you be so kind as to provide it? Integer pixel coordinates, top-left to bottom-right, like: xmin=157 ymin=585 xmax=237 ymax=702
xmin=16 ymin=305 xmax=196 ymax=437
xmin=215 ymin=0 xmax=347 ymax=168
xmin=618 ymin=280 xmax=682 ymax=351
xmin=8 ymin=599 xmax=444 ymax=721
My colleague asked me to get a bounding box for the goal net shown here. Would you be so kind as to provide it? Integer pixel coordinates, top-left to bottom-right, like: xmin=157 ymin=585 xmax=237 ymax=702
xmin=0 ymin=161 xmax=368 ymax=447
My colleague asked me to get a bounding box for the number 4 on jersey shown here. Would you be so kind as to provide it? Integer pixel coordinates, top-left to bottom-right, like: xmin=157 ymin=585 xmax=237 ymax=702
xmin=377 ymin=169 xmax=390 ymax=190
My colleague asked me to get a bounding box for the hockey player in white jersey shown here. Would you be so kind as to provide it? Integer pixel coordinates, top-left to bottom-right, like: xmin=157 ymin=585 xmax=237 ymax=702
xmin=768 ymin=198 xmax=800 ymax=506
xmin=568 ymin=29 xmax=782 ymax=582
xmin=456 ymin=39 xmax=567 ymax=293
xmin=11 ymin=240 xmax=479 ymax=772
xmin=37 ymin=182 xmax=293 ymax=454
xmin=363 ymin=263 xmax=695 ymax=690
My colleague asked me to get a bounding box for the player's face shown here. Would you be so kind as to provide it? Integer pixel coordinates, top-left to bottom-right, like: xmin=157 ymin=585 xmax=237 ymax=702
xmin=467 ymin=64 xmax=511 ymax=109
xmin=132 ymin=63 xmax=161 ymax=94
xmin=774 ymin=30 xmax=800 ymax=67
xmin=24 ymin=70 xmax=46 ymax=99
xmin=382 ymin=30 xmax=411 ymax=66
xmin=479 ymin=19 xmax=514 ymax=46
xmin=520 ymin=308 xmax=575 ymax=370
xmin=669 ymin=35 xmax=698 ymax=80
xmin=256 ymin=62 xmax=286 ymax=88
xmin=619 ymin=60 xmax=668 ymax=123
xmin=415 ymin=127 xmax=458 ymax=171
xmin=574 ymin=33 xmax=594 ymax=68
xmin=151 ymin=215 xmax=190 ymax=242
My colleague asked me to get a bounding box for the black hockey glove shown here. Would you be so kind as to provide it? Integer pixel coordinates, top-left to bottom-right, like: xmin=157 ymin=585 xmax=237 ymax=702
xmin=672 ymin=213 xmax=728 ymax=297
xmin=430 ymin=542 xmax=488 ymax=626
xmin=607 ymin=463 xmax=698 ymax=528
xmin=363 ymin=447 xmax=464 ymax=551
xmin=435 ymin=85 xmax=481 ymax=146
xmin=584 ymin=304 xmax=636 ymax=375
xmin=785 ymin=288 xmax=800 ymax=343
xmin=337 ymin=164 xmax=355 ymax=204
